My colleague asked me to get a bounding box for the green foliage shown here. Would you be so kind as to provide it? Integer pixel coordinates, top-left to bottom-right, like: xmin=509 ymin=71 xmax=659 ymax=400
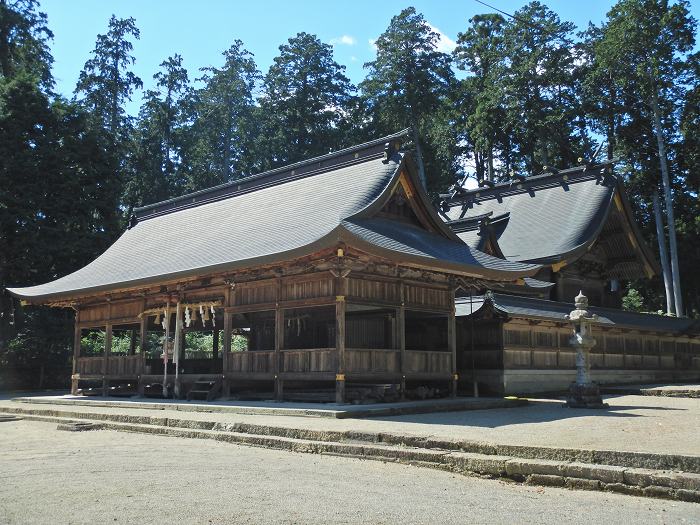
xmin=75 ymin=15 xmax=142 ymax=135
xmin=125 ymin=54 xmax=190 ymax=208
xmin=622 ymin=287 xmax=645 ymax=312
xmin=258 ymin=32 xmax=356 ymax=170
xmin=361 ymin=7 xmax=456 ymax=192
xmin=184 ymin=41 xmax=261 ymax=188
xmin=0 ymin=0 xmax=53 ymax=90
xmin=80 ymin=330 xmax=105 ymax=356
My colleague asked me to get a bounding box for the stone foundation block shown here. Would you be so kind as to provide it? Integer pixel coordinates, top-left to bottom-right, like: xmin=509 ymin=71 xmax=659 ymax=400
xmin=562 ymin=462 xmax=626 ymax=484
xmin=505 ymin=458 xmax=564 ymax=477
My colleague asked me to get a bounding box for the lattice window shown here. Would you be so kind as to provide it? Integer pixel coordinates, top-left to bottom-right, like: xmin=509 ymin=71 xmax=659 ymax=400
xmin=504 ymin=329 xmax=530 ymax=347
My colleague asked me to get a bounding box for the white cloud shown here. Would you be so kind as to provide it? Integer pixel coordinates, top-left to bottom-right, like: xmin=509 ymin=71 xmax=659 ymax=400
xmin=329 ymin=35 xmax=356 ymax=46
xmin=368 ymin=38 xmax=377 ymax=51
xmin=427 ymin=23 xmax=456 ymax=53
xmin=350 ymin=56 xmax=358 ymax=62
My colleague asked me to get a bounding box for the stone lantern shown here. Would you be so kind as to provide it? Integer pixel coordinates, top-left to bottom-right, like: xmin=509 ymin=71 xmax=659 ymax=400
xmin=565 ymin=291 xmax=608 ymax=408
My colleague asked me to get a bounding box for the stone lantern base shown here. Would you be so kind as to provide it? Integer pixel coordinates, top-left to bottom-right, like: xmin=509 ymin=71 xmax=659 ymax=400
xmin=566 ymin=382 xmax=608 ymax=409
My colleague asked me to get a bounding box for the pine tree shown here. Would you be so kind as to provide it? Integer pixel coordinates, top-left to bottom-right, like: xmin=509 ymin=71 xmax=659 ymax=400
xmin=454 ymin=14 xmax=509 ymax=181
xmin=75 ymin=15 xmax=142 ymax=137
xmin=593 ymin=0 xmax=697 ymax=315
xmin=185 ymin=40 xmax=260 ymax=188
xmin=259 ymin=32 xmax=355 ymax=168
xmin=361 ymin=7 xmax=455 ymax=191
xmin=127 ymin=54 xmax=190 ymax=207
xmin=0 ymin=0 xmax=53 ymax=90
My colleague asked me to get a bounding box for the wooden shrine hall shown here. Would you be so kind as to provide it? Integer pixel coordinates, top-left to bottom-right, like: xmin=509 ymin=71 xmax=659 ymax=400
xmin=7 ymin=130 xmax=539 ymax=402
xmin=441 ymin=162 xmax=700 ymax=394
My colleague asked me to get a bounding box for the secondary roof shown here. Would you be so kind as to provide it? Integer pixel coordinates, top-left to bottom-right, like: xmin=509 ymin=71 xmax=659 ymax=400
xmin=441 ymin=165 xmax=659 ymax=278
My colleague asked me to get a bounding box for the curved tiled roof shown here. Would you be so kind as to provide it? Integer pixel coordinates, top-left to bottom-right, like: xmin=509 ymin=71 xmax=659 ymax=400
xmin=455 ymin=293 xmax=698 ymax=334
xmin=8 ymin=134 xmax=540 ymax=303
xmin=446 ymin=170 xmax=615 ymax=264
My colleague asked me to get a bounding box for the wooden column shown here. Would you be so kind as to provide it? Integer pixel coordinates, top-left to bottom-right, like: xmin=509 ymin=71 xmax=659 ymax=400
xmin=222 ymin=312 xmax=232 ymax=398
xmin=448 ymin=285 xmax=458 ymax=398
xmin=103 ymin=322 xmax=112 ymax=397
xmin=222 ymin=285 xmax=233 ymax=397
xmin=274 ymin=278 xmax=284 ymax=401
xmin=71 ymin=309 xmax=81 ymax=395
xmin=137 ymin=298 xmax=147 ymax=396
xmin=398 ymin=282 xmax=406 ymax=399
xmin=173 ymin=300 xmax=183 ymax=399
xmin=335 ymin=275 xmax=347 ymax=404
xmin=212 ymin=329 xmax=219 ymax=360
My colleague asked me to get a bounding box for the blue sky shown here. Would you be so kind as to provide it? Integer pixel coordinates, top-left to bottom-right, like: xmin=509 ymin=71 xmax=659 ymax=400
xmin=41 ymin=0 xmax=699 ymax=115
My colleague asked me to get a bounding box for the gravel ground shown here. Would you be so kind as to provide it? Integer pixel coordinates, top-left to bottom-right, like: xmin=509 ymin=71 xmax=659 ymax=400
xmin=0 ymin=420 xmax=697 ymax=525
xmin=2 ymin=394 xmax=699 ymax=456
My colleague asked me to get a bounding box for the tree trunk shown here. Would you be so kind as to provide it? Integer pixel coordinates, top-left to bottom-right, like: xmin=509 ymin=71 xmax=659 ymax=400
xmin=652 ymin=192 xmax=674 ymax=315
xmin=486 ymin=139 xmax=494 ymax=182
xmin=410 ymin=118 xmax=427 ymax=190
xmin=650 ymin=83 xmax=683 ymax=316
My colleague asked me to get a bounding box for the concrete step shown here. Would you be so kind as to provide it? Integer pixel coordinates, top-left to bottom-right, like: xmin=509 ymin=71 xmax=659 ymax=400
xmin=2 ymin=408 xmax=699 ymax=503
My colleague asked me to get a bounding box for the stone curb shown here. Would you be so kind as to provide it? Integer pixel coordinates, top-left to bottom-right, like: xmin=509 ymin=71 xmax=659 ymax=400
xmin=2 ymin=404 xmax=699 ymax=474
xmin=3 ymin=411 xmax=699 ymax=503
xmin=10 ymin=396 xmax=527 ymax=419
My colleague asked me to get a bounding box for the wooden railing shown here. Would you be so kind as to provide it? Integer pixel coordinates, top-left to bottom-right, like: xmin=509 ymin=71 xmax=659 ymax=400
xmin=226 ymin=351 xmax=275 ymax=374
xmin=106 ymin=354 xmax=142 ymax=376
xmin=346 ymin=348 xmax=400 ymax=374
xmin=404 ymin=350 xmax=452 ymax=375
xmin=282 ymin=348 xmax=337 ymax=373
xmin=76 ymin=356 xmax=103 ymax=376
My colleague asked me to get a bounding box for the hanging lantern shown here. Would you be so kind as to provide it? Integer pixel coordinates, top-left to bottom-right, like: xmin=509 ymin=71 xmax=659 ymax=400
xmin=153 ymin=313 xmax=161 ymax=326
xmin=184 ymin=307 xmax=192 ymax=328
xmin=210 ymin=306 xmax=216 ymax=327
xmin=200 ymin=305 xmax=207 ymax=327
xmin=161 ymin=309 xmax=168 ymax=329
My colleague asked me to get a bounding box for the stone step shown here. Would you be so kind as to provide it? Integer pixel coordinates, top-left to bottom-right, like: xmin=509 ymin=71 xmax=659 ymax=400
xmin=3 ymin=410 xmax=699 ymax=503
xmin=2 ymin=403 xmax=698 ymax=474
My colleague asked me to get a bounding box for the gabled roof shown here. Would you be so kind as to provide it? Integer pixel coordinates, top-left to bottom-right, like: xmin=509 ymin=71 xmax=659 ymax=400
xmin=442 ymin=165 xmax=659 ymax=278
xmin=8 ymin=132 xmax=540 ymax=303
xmin=455 ymin=293 xmax=698 ymax=335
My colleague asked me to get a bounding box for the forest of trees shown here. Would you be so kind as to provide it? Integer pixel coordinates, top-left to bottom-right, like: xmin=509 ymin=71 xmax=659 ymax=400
xmin=1 ymin=0 xmax=698 ymax=385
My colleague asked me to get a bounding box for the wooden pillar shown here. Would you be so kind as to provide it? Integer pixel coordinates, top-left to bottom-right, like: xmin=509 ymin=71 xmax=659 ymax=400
xmin=129 ymin=328 xmax=137 ymax=356
xmin=212 ymin=329 xmax=219 ymax=360
xmin=335 ymin=276 xmax=347 ymax=404
xmin=71 ymin=309 xmax=81 ymax=395
xmin=448 ymin=286 xmax=458 ymax=398
xmin=103 ymin=322 xmax=112 ymax=397
xmin=222 ymin=312 xmax=232 ymax=398
xmin=173 ymin=300 xmax=183 ymax=399
xmin=102 ymin=299 xmax=113 ymax=396
xmin=274 ymin=278 xmax=284 ymax=401
xmin=138 ymin=309 xmax=147 ymax=396
xmin=398 ymin=282 xmax=406 ymax=399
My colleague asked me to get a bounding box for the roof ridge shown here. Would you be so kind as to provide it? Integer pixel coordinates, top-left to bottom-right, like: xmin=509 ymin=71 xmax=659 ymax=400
xmin=133 ymin=129 xmax=411 ymax=220
xmin=451 ymin=163 xmax=616 ymax=204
